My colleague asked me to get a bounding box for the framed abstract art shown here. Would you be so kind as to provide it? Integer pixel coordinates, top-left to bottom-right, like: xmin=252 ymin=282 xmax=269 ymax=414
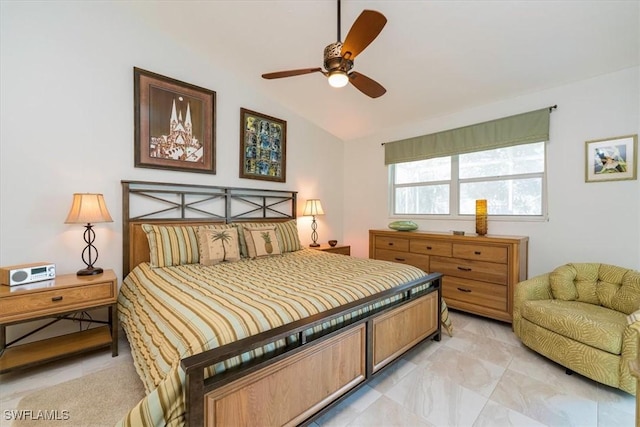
xmin=239 ymin=108 xmax=286 ymax=182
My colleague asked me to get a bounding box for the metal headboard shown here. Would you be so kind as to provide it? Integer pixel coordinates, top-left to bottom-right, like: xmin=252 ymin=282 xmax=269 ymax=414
xmin=121 ymin=180 xmax=297 ymax=277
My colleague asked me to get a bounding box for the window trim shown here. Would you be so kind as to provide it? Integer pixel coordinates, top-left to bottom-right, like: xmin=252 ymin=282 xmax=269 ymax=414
xmin=388 ymin=142 xmax=549 ymax=221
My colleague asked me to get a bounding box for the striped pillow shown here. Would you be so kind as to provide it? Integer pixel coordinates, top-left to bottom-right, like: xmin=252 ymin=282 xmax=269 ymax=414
xmin=142 ymin=224 xmax=200 ymax=267
xmin=234 ymin=220 xmax=302 ymax=257
xmin=141 ymin=224 xmax=235 ymax=267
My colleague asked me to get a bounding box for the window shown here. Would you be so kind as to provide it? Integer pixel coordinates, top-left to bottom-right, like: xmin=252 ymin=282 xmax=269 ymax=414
xmin=391 ymin=142 xmax=546 ymax=217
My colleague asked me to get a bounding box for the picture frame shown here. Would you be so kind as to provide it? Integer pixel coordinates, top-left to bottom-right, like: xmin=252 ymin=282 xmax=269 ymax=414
xmin=134 ymin=67 xmax=216 ymax=174
xmin=585 ymin=134 xmax=637 ymax=183
xmin=239 ymin=108 xmax=286 ymax=182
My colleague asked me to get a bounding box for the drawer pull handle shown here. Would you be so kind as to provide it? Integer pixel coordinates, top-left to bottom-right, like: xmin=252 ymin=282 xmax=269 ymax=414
xmin=457 ymin=266 xmax=472 ymax=272
xmin=474 ymin=251 xmax=481 ymax=255
xmin=51 ymin=296 xmax=63 ymax=302
xmin=426 ymin=246 xmax=432 ymax=250
xmin=457 ymin=287 xmax=472 ymax=293
xmin=394 ymin=257 xmax=406 ymax=261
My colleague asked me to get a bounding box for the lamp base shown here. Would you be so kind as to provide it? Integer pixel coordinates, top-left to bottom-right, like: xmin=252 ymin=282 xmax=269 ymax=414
xmin=77 ymin=267 xmax=104 ymax=276
xmin=309 ymin=243 xmax=320 ymax=247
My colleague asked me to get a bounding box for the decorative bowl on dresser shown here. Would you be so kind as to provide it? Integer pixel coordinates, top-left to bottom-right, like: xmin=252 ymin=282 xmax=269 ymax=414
xmin=369 ymin=229 xmax=528 ymax=323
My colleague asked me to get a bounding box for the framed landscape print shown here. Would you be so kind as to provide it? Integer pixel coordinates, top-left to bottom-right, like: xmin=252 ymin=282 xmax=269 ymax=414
xmin=239 ymin=108 xmax=286 ymax=182
xmin=134 ymin=67 xmax=216 ymax=174
xmin=585 ymin=134 xmax=637 ymax=183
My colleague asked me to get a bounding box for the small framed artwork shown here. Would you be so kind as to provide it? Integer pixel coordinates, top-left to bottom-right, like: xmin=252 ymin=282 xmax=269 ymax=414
xmin=239 ymin=108 xmax=286 ymax=182
xmin=134 ymin=67 xmax=216 ymax=174
xmin=585 ymin=134 xmax=637 ymax=183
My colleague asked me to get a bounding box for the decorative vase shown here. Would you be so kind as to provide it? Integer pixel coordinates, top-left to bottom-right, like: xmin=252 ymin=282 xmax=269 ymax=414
xmin=475 ymin=199 xmax=487 ymax=236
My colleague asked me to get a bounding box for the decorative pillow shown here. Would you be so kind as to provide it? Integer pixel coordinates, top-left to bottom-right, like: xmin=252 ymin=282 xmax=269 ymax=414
xmin=141 ymin=224 xmax=200 ymax=268
xmin=441 ymin=298 xmax=454 ymax=337
xmin=235 ymin=220 xmax=301 ymax=257
xmin=198 ymin=227 xmax=241 ymax=266
xmin=274 ymin=220 xmax=303 ymax=252
xmin=627 ymin=307 xmax=640 ymax=325
xmin=243 ymin=226 xmax=282 ymax=258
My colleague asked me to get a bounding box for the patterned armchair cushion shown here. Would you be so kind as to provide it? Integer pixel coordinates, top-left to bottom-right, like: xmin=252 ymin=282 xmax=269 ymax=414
xmin=549 ymin=263 xmax=640 ymax=314
xmin=610 ymin=270 xmax=640 ymax=314
xmin=521 ymin=299 xmax=627 ymax=354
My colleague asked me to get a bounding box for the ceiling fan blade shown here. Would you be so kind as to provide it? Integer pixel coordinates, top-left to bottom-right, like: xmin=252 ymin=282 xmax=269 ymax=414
xmin=349 ymin=72 xmax=386 ymax=98
xmin=262 ymin=68 xmax=323 ymax=79
xmin=341 ymin=10 xmax=387 ymax=60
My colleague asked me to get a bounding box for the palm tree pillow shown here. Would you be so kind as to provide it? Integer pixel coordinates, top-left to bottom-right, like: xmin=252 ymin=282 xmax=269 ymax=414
xmin=243 ymin=226 xmax=282 ymax=258
xmin=198 ymin=227 xmax=242 ymax=266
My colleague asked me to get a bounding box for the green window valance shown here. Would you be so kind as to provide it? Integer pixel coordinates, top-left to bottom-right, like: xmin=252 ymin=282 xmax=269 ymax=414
xmin=384 ymin=107 xmax=550 ymax=165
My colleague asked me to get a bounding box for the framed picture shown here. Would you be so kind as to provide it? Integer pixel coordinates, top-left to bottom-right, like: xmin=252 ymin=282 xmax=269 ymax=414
xmin=585 ymin=134 xmax=637 ymax=183
xmin=134 ymin=67 xmax=216 ymax=174
xmin=239 ymin=108 xmax=286 ymax=182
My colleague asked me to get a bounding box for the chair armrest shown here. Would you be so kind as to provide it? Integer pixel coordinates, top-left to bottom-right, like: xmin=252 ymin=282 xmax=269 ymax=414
xmin=513 ymin=273 xmax=552 ymax=336
xmin=621 ymin=321 xmax=640 ymax=393
xmin=514 ymin=273 xmax=553 ymax=304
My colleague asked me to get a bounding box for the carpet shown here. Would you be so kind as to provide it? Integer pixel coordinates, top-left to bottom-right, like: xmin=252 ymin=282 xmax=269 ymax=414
xmin=12 ymin=362 xmax=145 ymax=427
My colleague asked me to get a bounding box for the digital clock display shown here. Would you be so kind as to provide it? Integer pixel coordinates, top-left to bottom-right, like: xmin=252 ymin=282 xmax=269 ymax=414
xmin=31 ymin=266 xmax=47 ymax=275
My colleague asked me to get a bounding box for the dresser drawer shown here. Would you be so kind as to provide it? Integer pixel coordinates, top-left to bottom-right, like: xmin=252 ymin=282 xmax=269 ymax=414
xmin=374 ymin=248 xmax=429 ymax=271
xmin=409 ymin=239 xmax=452 ymax=257
xmin=452 ymin=244 xmax=508 ymax=264
xmin=0 ymin=282 xmax=115 ymax=321
xmin=430 ymin=256 xmax=508 ymax=285
xmin=442 ymin=276 xmax=507 ymax=312
xmin=375 ymin=236 xmax=409 ymax=252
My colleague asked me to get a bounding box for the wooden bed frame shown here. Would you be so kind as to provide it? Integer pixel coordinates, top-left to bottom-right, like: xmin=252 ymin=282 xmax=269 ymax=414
xmin=121 ymin=180 xmax=442 ymax=427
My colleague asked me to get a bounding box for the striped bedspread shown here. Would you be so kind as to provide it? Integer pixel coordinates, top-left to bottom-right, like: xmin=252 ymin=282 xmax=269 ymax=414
xmin=116 ymin=249 xmax=430 ymax=426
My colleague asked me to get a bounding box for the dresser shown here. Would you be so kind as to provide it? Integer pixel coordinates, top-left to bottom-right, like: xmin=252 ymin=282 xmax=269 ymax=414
xmin=369 ymin=230 xmax=528 ymax=323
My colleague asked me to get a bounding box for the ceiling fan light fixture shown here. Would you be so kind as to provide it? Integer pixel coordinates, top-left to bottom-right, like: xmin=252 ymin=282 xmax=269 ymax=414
xmin=328 ymin=70 xmax=349 ymax=88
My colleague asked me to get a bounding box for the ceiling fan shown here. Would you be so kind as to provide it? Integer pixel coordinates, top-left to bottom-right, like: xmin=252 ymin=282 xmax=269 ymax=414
xmin=261 ymin=0 xmax=387 ymax=98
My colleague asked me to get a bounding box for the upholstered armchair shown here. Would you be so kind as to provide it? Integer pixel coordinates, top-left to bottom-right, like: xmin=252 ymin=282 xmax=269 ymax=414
xmin=513 ymin=263 xmax=640 ymax=395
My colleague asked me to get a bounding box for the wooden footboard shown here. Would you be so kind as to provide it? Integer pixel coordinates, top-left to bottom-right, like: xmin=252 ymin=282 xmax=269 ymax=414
xmin=372 ymin=291 xmax=438 ymax=373
xmin=205 ymin=324 xmax=366 ymax=427
xmin=183 ymin=281 xmax=441 ymax=427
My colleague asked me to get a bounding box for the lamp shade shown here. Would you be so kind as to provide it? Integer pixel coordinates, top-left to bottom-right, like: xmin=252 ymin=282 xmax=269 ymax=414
xmin=303 ymin=199 xmax=324 ymax=216
xmin=65 ymin=193 xmax=113 ymax=224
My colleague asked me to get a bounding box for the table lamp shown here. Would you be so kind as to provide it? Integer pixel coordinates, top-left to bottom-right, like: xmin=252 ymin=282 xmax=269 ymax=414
xmin=303 ymin=199 xmax=324 ymax=247
xmin=65 ymin=193 xmax=113 ymax=276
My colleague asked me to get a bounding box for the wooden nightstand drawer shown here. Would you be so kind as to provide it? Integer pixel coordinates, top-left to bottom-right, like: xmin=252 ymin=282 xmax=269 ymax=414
xmin=430 ymin=256 xmax=508 ymax=285
xmin=375 ymin=236 xmax=409 ymax=252
xmin=410 ymin=239 xmax=452 ymax=257
xmin=452 ymin=244 xmax=508 ymax=264
xmin=322 ymin=246 xmax=351 ymax=255
xmin=0 ymin=282 xmax=115 ymax=323
xmin=311 ymin=244 xmax=351 ymax=255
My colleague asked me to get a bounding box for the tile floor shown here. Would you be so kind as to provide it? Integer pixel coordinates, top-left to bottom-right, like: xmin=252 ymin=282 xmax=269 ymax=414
xmin=0 ymin=310 xmax=636 ymax=427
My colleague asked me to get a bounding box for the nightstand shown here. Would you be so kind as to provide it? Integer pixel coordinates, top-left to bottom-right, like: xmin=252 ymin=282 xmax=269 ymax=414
xmin=0 ymin=269 xmax=118 ymax=374
xmin=311 ymin=244 xmax=351 ymax=255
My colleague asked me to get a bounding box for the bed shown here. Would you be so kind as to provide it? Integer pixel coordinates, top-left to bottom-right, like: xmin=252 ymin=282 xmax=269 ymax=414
xmin=117 ymin=181 xmax=442 ymax=427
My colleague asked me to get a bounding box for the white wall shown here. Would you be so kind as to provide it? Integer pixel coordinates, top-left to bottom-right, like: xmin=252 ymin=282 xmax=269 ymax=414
xmin=0 ymin=2 xmax=344 ymax=341
xmin=0 ymin=2 xmax=344 ymax=278
xmin=344 ymin=67 xmax=640 ymax=277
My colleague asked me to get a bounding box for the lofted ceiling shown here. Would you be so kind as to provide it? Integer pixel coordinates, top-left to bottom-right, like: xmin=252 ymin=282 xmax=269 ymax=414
xmin=128 ymin=1 xmax=639 ymax=141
